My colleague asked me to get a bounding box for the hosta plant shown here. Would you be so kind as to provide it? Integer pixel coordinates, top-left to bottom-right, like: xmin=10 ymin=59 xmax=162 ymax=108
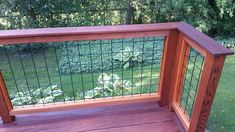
xmin=84 ymin=73 xmax=140 ymax=99
xmin=114 ymin=47 xmax=143 ymax=69
xmin=11 ymin=85 xmax=63 ymax=106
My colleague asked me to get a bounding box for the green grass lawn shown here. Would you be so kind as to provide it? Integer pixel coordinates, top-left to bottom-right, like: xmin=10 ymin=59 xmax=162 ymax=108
xmin=207 ymin=50 xmax=235 ymax=132
xmin=0 ymin=46 xmax=161 ymax=106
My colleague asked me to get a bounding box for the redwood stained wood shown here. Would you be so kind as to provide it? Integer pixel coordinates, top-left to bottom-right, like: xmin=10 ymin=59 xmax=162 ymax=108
xmin=173 ymin=102 xmax=190 ymax=131
xmin=0 ymin=101 xmax=182 ymax=132
xmin=11 ymin=94 xmax=159 ymax=115
xmin=171 ymin=42 xmax=191 ymax=131
xmin=175 ymin=42 xmax=191 ymax=105
xmin=189 ymin=54 xmax=226 ymax=132
xmin=168 ymin=34 xmax=188 ymax=111
xmin=177 ymin=22 xmax=233 ymax=56
xmin=0 ymin=23 xmax=177 ymax=38
xmin=159 ymin=30 xmax=179 ymax=106
xmin=181 ymin=35 xmax=207 ymax=57
xmin=170 ymin=39 xmax=191 ymax=131
xmin=0 ymin=22 xmax=233 ymax=56
xmin=0 ymin=23 xmax=175 ymax=45
xmin=92 ymin=121 xmax=180 ymax=132
xmin=0 ymin=31 xmax=169 ymax=45
xmin=0 ymin=72 xmax=15 ymax=123
xmin=0 ymin=22 xmax=233 ymax=130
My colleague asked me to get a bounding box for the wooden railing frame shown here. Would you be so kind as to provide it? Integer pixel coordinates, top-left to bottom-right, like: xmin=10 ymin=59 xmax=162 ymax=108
xmin=10 ymin=94 xmax=159 ymax=115
xmin=158 ymin=29 xmax=179 ymax=106
xmin=0 ymin=72 xmax=15 ymax=123
xmin=0 ymin=22 xmax=233 ymax=132
xmin=167 ymin=23 xmax=232 ymax=132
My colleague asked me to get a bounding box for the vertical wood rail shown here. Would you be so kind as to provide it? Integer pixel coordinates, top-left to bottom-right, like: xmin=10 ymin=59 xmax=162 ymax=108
xmin=158 ymin=30 xmax=179 ymax=106
xmin=169 ymin=35 xmax=190 ymax=111
xmin=0 ymin=72 xmax=15 ymax=123
xmin=189 ymin=54 xmax=226 ymax=132
xmin=168 ymin=35 xmax=191 ymax=131
xmin=175 ymin=42 xmax=191 ymax=107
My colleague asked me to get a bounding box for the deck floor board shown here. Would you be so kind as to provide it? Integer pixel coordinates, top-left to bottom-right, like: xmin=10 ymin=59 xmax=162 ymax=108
xmin=0 ymin=101 xmax=183 ymax=132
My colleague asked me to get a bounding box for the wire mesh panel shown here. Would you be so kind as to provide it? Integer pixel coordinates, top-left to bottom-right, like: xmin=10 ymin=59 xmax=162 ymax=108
xmin=178 ymin=44 xmax=204 ymax=119
xmin=0 ymin=37 xmax=164 ymax=108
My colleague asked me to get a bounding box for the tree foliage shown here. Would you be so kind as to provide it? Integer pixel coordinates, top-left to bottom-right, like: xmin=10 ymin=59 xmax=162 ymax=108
xmin=0 ymin=0 xmax=235 ymax=37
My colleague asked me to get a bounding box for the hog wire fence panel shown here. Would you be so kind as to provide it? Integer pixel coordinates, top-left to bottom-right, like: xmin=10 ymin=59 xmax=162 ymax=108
xmin=0 ymin=36 xmax=164 ymax=108
xmin=178 ymin=45 xmax=205 ymax=120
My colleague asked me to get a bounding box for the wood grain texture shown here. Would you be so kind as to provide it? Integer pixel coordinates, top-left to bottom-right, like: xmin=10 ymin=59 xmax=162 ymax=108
xmin=173 ymin=102 xmax=190 ymax=131
xmin=158 ymin=30 xmax=179 ymax=106
xmin=189 ymin=54 xmax=225 ymax=132
xmin=11 ymin=94 xmax=159 ymax=115
xmin=0 ymin=22 xmax=233 ymax=56
xmin=0 ymin=22 xmax=232 ymax=130
xmin=0 ymin=23 xmax=177 ymax=38
xmin=0 ymin=101 xmax=182 ymax=132
xmin=168 ymin=34 xmax=189 ymax=111
xmin=177 ymin=22 xmax=233 ymax=56
xmin=181 ymin=35 xmax=207 ymax=57
xmin=0 ymin=72 xmax=15 ymax=123
xmin=0 ymin=31 xmax=169 ymax=45
xmin=0 ymin=23 xmax=175 ymax=45
xmin=175 ymin=41 xmax=191 ymax=106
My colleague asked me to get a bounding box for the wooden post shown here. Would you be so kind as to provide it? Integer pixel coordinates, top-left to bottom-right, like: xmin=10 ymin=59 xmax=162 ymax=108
xmin=189 ymin=54 xmax=226 ymax=132
xmin=158 ymin=30 xmax=179 ymax=106
xmin=0 ymin=72 xmax=15 ymax=123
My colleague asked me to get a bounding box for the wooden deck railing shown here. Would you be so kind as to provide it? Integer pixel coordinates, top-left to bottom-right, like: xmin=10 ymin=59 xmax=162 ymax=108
xmin=0 ymin=22 xmax=233 ymax=132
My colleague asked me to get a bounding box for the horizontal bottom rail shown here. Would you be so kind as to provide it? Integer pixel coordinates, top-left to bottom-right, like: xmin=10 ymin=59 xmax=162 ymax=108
xmin=10 ymin=93 xmax=160 ymax=115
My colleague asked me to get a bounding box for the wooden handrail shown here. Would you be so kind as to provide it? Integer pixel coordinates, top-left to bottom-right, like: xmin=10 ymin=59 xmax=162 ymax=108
xmin=0 ymin=22 xmax=177 ymax=38
xmin=0 ymin=22 xmax=232 ymax=56
xmin=0 ymin=22 xmax=175 ymax=44
xmin=177 ymin=22 xmax=233 ymax=56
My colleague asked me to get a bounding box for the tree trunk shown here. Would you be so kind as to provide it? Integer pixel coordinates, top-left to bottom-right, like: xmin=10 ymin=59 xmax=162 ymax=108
xmin=207 ymin=0 xmax=219 ymax=37
xmin=155 ymin=0 xmax=162 ymax=23
xmin=208 ymin=0 xmax=216 ymax=8
xmin=137 ymin=14 xmax=143 ymax=24
xmin=149 ymin=0 xmax=155 ymax=23
xmin=28 ymin=7 xmax=38 ymax=28
xmin=124 ymin=3 xmax=134 ymax=24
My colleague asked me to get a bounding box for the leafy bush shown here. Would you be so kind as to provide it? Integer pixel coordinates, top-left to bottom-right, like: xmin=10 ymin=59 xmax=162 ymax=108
xmin=58 ymin=38 xmax=163 ymax=74
xmin=216 ymin=37 xmax=235 ymax=48
xmin=113 ymin=47 xmax=142 ymax=69
xmin=11 ymin=85 xmax=63 ymax=106
xmin=57 ymin=41 xmax=120 ymax=74
xmin=4 ymin=43 xmax=49 ymax=53
xmin=84 ymin=73 xmax=139 ymax=99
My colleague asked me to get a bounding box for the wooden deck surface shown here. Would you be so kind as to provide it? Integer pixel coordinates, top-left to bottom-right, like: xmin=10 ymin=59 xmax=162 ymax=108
xmin=0 ymin=101 xmax=183 ymax=132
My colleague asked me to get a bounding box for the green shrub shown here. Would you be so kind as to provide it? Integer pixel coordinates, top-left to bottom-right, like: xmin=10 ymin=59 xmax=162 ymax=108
xmin=84 ymin=73 xmax=139 ymax=99
xmin=11 ymin=85 xmax=63 ymax=106
xmin=216 ymin=37 xmax=235 ymax=48
xmin=58 ymin=37 xmax=163 ymax=74
xmin=113 ymin=47 xmax=142 ymax=69
xmin=3 ymin=43 xmax=49 ymax=53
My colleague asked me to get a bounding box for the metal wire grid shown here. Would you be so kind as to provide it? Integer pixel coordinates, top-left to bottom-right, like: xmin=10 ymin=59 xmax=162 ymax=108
xmin=178 ymin=45 xmax=205 ymax=119
xmin=0 ymin=37 xmax=164 ymax=107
